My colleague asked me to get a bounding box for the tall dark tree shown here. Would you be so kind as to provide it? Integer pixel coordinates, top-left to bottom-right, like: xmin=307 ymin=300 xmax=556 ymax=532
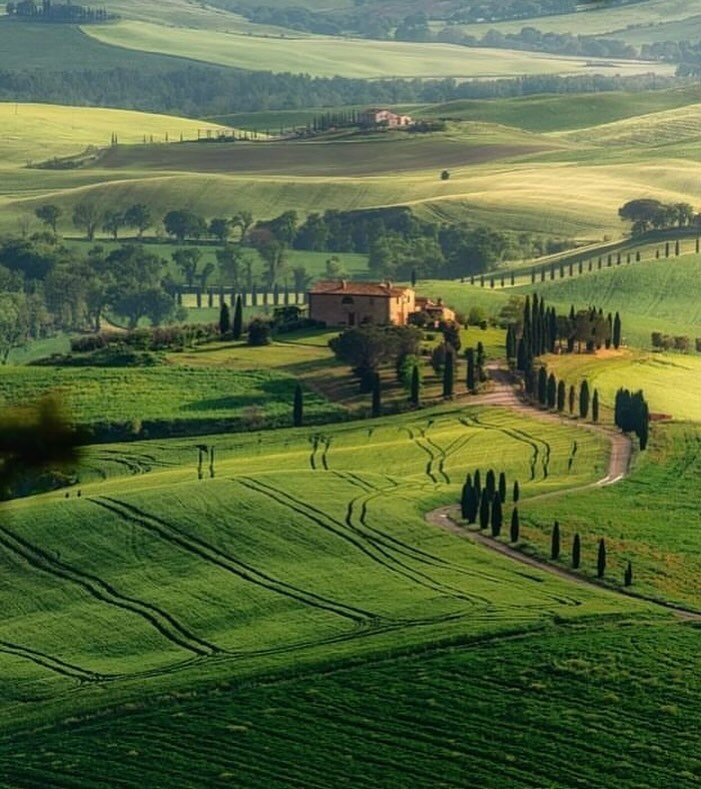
xmin=490 ymin=493 xmax=503 ymax=537
xmin=498 ymin=471 xmax=507 ymax=504
xmin=410 ymin=364 xmax=420 ymax=407
xmin=485 ymin=469 xmax=496 ymax=496
xmin=624 ymin=560 xmax=633 ymax=587
xmin=547 ymin=372 xmax=557 ymax=409
xmin=613 ymin=312 xmax=622 ymax=349
xmin=597 ymin=538 xmax=606 ymax=578
xmin=371 ymin=372 xmax=382 ymax=417
xmin=592 ymin=389 xmax=600 ymax=423
xmin=293 ymin=382 xmax=304 ymax=427
xmin=568 ymin=384 xmax=576 ymax=415
xmin=218 ymin=301 xmax=230 ymax=336
xmin=512 ymin=479 xmax=520 ymax=503
xmin=466 ymin=347 xmax=476 ymax=392
xmin=510 ymin=507 xmax=520 ymax=543
xmin=232 ymin=294 xmax=243 ymax=340
xmin=557 ymin=379 xmax=566 ymax=412
xmin=479 ymin=490 xmax=490 ymax=530
xmin=474 ymin=469 xmax=482 ymax=498
xmin=551 ymin=521 xmax=561 ymax=560
xmin=579 ymin=380 xmax=590 ymax=420
xmin=443 ymin=347 xmax=454 ymax=399
xmin=572 ymin=533 xmax=581 ymax=569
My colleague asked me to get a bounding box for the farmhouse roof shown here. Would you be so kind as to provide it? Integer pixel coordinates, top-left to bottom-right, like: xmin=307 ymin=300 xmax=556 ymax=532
xmin=310 ymin=280 xmax=411 ymax=298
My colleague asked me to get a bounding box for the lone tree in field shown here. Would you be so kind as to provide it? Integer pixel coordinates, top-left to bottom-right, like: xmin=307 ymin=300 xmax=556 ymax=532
xmin=498 ymin=471 xmax=507 ymax=504
xmin=218 ymin=301 xmax=230 ymax=336
xmin=592 ymin=389 xmax=600 ymax=423
xmin=491 ymin=493 xmax=503 ymax=537
xmin=232 ymin=294 xmax=243 ymax=340
xmin=579 ymin=380 xmax=590 ymax=420
xmin=371 ymin=372 xmax=382 ymax=418
xmin=293 ymin=382 xmax=304 ymax=427
xmin=624 ymin=560 xmax=633 ymax=587
xmin=551 ymin=521 xmax=561 ymax=560
xmin=443 ymin=347 xmax=454 ymax=398
xmin=512 ymin=479 xmax=520 ymax=503
xmin=510 ymin=508 xmax=520 ymax=543
xmin=572 ymin=533 xmax=581 ymax=569
xmin=597 ymin=538 xmax=606 ymax=578
xmin=35 ymin=204 xmax=61 ymax=234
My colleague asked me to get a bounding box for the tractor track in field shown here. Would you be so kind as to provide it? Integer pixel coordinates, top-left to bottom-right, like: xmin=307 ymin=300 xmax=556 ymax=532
xmin=426 ymin=366 xmax=701 ymax=621
xmin=0 ymin=523 xmax=219 ymax=658
xmin=242 ymin=476 xmax=492 ymax=608
xmin=93 ymin=496 xmax=372 ymax=626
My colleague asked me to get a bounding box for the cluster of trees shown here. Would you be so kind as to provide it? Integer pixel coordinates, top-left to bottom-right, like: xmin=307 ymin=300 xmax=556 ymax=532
xmin=614 ymin=389 xmax=649 ymax=450
xmin=510 ymin=294 xmax=622 ymax=377
xmin=651 ymin=332 xmax=701 ymax=354
xmin=5 ymin=0 xmax=115 ymax=21
xmin=460 ymin=469 xmax=518 ymax=539
xmin=0 ymin=234 xmax=185 ymax=361
xmin=0 ymin=65 xmax=679 ymax=121
xmin=618 ymin=199 xmax=696 ymax=236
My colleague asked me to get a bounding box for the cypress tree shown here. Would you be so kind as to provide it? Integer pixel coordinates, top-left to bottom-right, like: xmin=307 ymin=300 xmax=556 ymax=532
xmin=466 ymin=485 xmax=478 ymax=523
xmin=443 ymin=347 xmax=454 ymax=399
xmin=474 ymin=469 xmax=482 ymax=498
xmin=512 ymin=480 xmax=520 ymax=503
xmin=597 ymin=538 xmax=606 ymax=578
xmin=568 ymin=384 xmax=576 ymax=415
xmin=557 ymin=379 xmax=566 ymax=412
xmin=613 ymin=312 xmax=622 ymax=349
xmin=624 ymin=560 xmax=633 ymax=587
xmin=410 ymin=364 xmax=420 ymax=407
xmin=479 ymin=490 xmax=490 ymax=530
xmin=491 ymin=493 xmax=503 ymax=537
xmin=485 ymin=469 xmax=496 ymax=496
xmin=579 ymin=380 xmax=590 ymax=419
xmin=371 ymin=372 xmax=381 ymax=417
xmin=411 ymin=268 xmax=417 ymax=287
xmin=572 ymin=533 xmax=581 ymax=569
xmin=510 ymin=508 xmax=520 ymax=543
xmin=466 ymin=348 xmax=476 ymax=392
xmin=293 ymin=382 xmax=304 ymax=427
xmin=551 ymin=521 xmax=561 ymax=560
xmin=460 ymin=482 xmax=471 ymax=520
xmin=547 ymin=373 xmax=557 ymax=409
xmin=218 ymin=301 xmax=230 ymax=336
xmin=592 ymin=389 xmax=600 ymax=423
xmin=498 ymin=471 xmax=507 ymax=503
xmin=232 ymin=294 xmax=243 ymax=340
xmin=538 ymin=366 xmax=548 ymax=406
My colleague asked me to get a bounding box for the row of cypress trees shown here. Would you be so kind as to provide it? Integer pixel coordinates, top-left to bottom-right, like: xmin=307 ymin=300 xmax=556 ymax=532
xmin=529 ymin=368 xmax=600 ymax=422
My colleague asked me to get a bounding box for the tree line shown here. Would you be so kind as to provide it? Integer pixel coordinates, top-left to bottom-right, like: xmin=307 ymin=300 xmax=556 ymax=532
xmin=5 ymin=0 xmax=115 ymax=22
xmin=618 ymin=199 xmax=697 ymax=236
xmin=0 ymin=62 xmax=680 ymax=120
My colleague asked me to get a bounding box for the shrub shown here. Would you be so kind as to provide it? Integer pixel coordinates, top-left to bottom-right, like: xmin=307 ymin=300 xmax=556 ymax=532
xmin=248 ymin=318 xmax=273 ymax=346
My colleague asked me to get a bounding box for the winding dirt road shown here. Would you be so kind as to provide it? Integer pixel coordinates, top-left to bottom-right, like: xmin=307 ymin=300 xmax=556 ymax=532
xmin=425 ymin=365 xmax=701 ymax=621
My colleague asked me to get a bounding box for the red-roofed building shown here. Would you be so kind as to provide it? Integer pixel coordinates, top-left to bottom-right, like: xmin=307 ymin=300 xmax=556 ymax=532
xmin=309 ymin=280 xmax=416 ymax=327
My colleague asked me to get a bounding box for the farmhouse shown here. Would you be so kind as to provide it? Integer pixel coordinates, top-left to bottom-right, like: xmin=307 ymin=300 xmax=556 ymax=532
xmin=308 ymin=280 xmax=454 ymax=327
xmin=359 ymin=108 xmax=413 ymax=128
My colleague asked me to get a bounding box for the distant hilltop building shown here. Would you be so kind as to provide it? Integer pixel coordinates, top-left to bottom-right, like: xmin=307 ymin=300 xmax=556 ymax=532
xmin=359 ymin=108 xmax=413 ymax=128
xmin=308 ymin=280 xmax=454 ymax=327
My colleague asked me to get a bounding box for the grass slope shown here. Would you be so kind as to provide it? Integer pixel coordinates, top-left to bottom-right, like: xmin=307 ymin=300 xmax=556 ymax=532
xmin=84 ymin=20 xmax=676 ymax=79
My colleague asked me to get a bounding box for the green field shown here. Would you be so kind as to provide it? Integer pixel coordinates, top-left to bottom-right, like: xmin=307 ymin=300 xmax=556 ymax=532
xmin=84 ymin=20 xmax=676 ymax=80
xmin=0 ymin=364 xmax=341 ymax=434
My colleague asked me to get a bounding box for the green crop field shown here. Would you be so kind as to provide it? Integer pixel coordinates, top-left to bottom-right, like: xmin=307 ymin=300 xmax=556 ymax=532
xmin=0 ymin=364 xmax=341 ymax=435
xmin=84 ymin=20 xmax=676 ymax=80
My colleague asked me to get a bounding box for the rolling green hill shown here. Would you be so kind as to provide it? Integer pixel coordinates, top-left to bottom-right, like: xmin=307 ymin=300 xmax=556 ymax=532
xmin=84 ymin=20 xmax=676 ymax=80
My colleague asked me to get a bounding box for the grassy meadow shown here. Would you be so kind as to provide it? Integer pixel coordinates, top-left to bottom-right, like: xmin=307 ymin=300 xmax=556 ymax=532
xmin=84 ymin=20 xmax=676 ymax=80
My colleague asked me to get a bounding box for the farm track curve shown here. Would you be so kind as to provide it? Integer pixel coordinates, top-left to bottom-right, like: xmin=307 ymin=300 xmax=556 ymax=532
xmin=425 ymin=365 xmax=701 ymax=621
